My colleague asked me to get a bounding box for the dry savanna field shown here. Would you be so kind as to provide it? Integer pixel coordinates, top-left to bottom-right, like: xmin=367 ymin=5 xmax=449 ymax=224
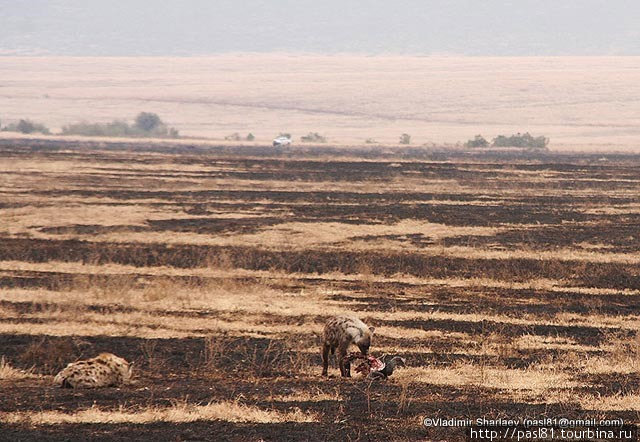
xmin=0 ymin=140 xmax=639 ymax=441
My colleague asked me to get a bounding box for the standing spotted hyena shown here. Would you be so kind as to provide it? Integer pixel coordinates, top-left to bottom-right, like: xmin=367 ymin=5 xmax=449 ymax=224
xmin=53 ymin=353 xmax=133 ymax=388
xmin=322 ymin=315 xmax=375 ymax=377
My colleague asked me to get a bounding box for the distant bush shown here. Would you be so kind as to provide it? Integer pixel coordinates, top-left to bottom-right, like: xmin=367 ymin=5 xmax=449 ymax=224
xmin=131 ymin=112 xmax=177 ymax=137
xmin=61 ymin=121 xmax=130 ymax=137
xmin=134 ymin=112 xmax=163 ymax=132
xmin=61 ymin=112 xmax=179 ymax=138
xmin=278 ymin=133 xmax=292 ymax=139
xmin=1 ymin=119 xmax=50 ymax=135
xmin=300 ymin=132 xmax=327 ymax=143
xmin=225 ymin=132 xmax=242 ymax=141
xmin=365 ymin=138 xmax=378 ymax=144
xmin=465 ymin=135 xmax=489 ymax=148
xmin=225 ymin=133 xmax=256 ymax=142
xmin=492 ymin=132 xmax=548 ymax=149
xmin=399 ymin=133 xmax=411 ymax=144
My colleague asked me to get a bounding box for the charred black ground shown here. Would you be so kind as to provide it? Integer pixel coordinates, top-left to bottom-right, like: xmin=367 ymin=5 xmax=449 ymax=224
xmin=1 ymin=141 xmax=639 ymax=441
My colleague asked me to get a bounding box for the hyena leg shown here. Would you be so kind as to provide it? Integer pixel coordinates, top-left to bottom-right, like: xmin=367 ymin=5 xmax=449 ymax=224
xmin=338 ymin=342 xmax=351 ymax=377
xmin=322 ymin=343 xmax=331 ymax=376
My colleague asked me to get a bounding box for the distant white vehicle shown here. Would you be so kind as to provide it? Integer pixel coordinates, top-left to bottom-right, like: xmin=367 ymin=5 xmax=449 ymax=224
xmin=273 ymin=136 xmax=292 ymax=147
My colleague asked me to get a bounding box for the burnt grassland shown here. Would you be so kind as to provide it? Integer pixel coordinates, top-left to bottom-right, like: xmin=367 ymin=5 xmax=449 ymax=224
xmin=1 ymin=142 xmax=639 ymax=441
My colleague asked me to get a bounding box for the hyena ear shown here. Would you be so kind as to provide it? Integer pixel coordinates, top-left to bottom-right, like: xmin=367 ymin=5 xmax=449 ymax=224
xmin=369 ymin=326 xmax=375 ymax=334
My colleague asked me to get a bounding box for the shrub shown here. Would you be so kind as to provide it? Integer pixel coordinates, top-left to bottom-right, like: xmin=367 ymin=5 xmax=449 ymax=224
xmin=246 ymin=133 xmax=255 ymax=141
xmin=134 ymin=112 xmax=163 ymax=132
xmin=278 ymin=133 xmax=292 ymax=139
xmin=1 ymin=119 xmax=50 ymax=135
xmin=365 ymin=138 xmax=378 ymax=144
xmin=300 ymin=132 xmax=326 ymax=143
xmin=61 ymin=121 xmax=130 ymax=137
xmin=225 ymin=132 xmax=242 ymax=141
xmin=492 ymin=132 xmax=549 ymax=149
xmin=133 ymin=112 xmax=178 ymax=137
xmin=61 ymin=113 xmax=179 ymax=138
xmin=399 ymin=133 xmax=411 ymax=144
xmin=465 ymin=135 xmax=489 ymax=148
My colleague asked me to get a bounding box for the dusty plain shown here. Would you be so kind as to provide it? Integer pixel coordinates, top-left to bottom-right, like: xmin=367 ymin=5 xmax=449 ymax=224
xmin=1 ymin=56 xmax=640 ymax=150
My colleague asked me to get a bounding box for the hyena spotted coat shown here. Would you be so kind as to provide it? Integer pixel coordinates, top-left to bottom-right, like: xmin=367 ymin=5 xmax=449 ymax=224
xmin=54 ymin=353 xmax=132 ymax=388
xmin=322 ymin=315 xmax=375 ymax=377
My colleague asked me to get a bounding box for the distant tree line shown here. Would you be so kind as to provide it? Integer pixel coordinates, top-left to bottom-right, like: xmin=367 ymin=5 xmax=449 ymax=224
xmin=0 ymin=119 xmax=50 ymax=135
xmin=62 ymin=112 xmax=179 ymax=138
xmin=0 ymin=117 xmax=549 ymax=149
xmin=0 ymin=112 xmax=179 ymax=138
xmin=465 ymin=133 xmax=549 ymax=149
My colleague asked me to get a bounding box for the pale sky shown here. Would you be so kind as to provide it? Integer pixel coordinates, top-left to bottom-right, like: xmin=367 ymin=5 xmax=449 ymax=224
xmin=1 ymin=0 xmax=639 ymax=55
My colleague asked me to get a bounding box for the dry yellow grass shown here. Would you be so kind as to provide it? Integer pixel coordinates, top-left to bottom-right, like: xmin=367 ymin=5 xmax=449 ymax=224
xmin=1 ymin=401 xmax=319 ymax=425
xmin=0 ymin=356 xmax=39 ymax=380
xmin=581 ymin=356 xmax=638 ymax=375
xmin=68 ymin=220 xmax=502 ymax=251
xmin=3 ymin=260 xmax=638 ymax=298
xmin=523 ymin=390 xmax=640 ymax=412
xmin=2 ymin=56 xmax=640 ymax=150
xmin=2 ymin=242 xmax=638 ymax=343
xmin=47 ymin=268 xmax=640 ymax=300
xmin=395 ymin=363 xmax=576 ymax=393
xmin=1 ymin=270 xmax=636 ymax=353
xmin=515 ymin=335 xmax=597 ymax=353
xmin=2 ymin=147 xmax=639 ymax=440
xmin=270 ymin=390 xmax=341 ymax=403
xmin=579 ymin=394 xmax=640 ymax=412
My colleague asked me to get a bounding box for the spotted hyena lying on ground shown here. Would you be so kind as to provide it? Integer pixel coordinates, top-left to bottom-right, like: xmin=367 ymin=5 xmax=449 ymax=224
xmin=322 ymin=315 xmax=375 ymax=377
xmin=54 ymin=353 xmax=132 ymax=388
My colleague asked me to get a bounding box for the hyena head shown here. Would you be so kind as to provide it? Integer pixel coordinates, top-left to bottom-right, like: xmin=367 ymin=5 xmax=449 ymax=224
xmin=96 ymin=353 xmax=133 ymax=383
xmin=355 ymin=325 xmax=375 ymax=354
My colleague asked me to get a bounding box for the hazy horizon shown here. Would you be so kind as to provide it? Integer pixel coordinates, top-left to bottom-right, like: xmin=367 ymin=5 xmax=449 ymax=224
xmin=1 ymin=0 xmax=639 ymax=56
xmin=2 ymin=55 xmax=639 ymax=151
